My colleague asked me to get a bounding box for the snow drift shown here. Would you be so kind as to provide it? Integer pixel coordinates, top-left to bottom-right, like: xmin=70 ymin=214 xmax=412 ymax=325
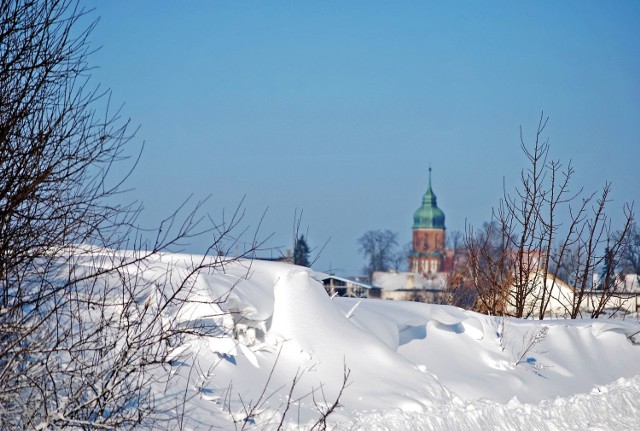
xmin=60 ymin=250 xmax=640 ymax=429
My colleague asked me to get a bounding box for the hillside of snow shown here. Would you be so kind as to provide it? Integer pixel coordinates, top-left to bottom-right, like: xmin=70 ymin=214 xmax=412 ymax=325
xmin=72 ymin=250 xmax=640 ymax=430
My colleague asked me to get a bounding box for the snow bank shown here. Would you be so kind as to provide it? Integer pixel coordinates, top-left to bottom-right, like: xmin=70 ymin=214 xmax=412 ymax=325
xmin=75 ymin=250 xmax=640 ymax=429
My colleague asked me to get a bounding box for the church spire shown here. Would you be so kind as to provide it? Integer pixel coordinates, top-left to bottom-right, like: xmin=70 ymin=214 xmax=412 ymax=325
xmin=410 ymin=165 xmax=447 ymax=275
xmin=413 ymin=166 xmax=445 ymax=229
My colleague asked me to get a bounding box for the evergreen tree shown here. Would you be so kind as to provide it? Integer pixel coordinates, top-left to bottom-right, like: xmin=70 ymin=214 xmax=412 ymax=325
xmin=294 ymin=235 xmax=311 ymax=266
xmin=620 ymin=223 xmax=640 ymax=275
xmin=598 ymin=246 xmax=614 ymax=290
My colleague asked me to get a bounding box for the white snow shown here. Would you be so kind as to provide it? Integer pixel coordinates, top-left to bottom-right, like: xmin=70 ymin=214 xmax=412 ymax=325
xmin=74 ymin=250 xmax=640 ymax=429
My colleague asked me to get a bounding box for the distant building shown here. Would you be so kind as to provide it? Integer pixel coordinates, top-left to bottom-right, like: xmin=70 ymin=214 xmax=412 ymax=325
xmin=374 ymin=271 xmax=447 ymax=302
xmin=374 ymin=167 xmax=467 ymax=302
xmin=369 ymin=167 xmax=639 ymax=317
xmin=503 ymin=271 xmax=640 ymax=318
xmin=409 ymin=167 xmax=446 ymax=274
xmin=322 ymin=275 xmax=382 ymax=299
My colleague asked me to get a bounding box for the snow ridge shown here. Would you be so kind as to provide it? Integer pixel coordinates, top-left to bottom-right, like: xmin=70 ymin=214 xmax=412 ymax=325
xmin=350 ymin=376 xmax=640 ymax=430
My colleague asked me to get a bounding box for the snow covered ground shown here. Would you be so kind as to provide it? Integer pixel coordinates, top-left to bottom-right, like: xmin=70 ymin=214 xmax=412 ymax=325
xmin=82 ymin=251 xmax=640 ymax=430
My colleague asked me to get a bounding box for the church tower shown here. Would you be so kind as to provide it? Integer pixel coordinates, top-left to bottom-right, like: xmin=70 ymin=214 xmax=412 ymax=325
xmin=410 ymin=167 xmax=446 ymax=274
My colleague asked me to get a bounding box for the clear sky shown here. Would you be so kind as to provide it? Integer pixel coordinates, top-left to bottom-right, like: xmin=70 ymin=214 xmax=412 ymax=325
xmin=84 ymin=1 xmax=640 ymax=276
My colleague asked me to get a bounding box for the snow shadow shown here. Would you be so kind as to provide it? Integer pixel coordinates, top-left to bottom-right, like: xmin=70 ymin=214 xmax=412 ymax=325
xmin=399 ymin=324 xmax=427 ymax=345
xmin=432 ymin=320 xmax=465 ymax=334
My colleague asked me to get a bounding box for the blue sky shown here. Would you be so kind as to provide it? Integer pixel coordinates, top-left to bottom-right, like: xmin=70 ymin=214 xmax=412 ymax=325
xmin=85 ymin=1 xmax=640 ymax=276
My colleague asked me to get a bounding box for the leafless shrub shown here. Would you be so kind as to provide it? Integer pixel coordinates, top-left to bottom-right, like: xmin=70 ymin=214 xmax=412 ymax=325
xmin=514 ymin=325 xmax=548 ymax=367
xmin=0 ymin=1 xmax=261 ymax=428
xmin=463 ymin=113 xmax=634 ymax=319
xmin=0 ymin=2 xmax=349 ymax=430
xmin=227 ymin=348 xmax=350 ymax=431
xmin=464 ymin=220 xmax=514 ymax=316
xmin=309 ymin=362 xmax=351 ymax=431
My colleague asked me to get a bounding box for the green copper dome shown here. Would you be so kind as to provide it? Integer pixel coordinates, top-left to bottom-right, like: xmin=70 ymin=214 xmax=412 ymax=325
xmin=413 ymin=168 xmax=445 ymax=229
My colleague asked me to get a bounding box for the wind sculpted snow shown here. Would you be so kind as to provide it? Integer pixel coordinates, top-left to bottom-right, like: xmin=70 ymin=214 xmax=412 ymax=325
xmin=64 ymin=250 xmax=640 ymax=429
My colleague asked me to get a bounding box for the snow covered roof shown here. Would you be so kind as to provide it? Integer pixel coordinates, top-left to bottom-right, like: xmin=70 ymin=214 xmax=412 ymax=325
xmin=373 ymin=270 xmax=447 ymax=291
xmin=321 ymin=274 xmax=380 ymax=290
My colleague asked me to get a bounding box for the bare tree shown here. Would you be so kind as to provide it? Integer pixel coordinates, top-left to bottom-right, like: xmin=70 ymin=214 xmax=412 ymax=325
xmin=0 ymin=3 xmax=347 ymax=430
xmin=446 ymin=230 xmax=463 ymax=256
xmin=464 ymin=220 xmax=514 ymax=315
xmin=578 ymin=191 xmax=633 ymax=318
xmin=441 ymin=230 xmax=475 ymax=307
xmin=464 ymin=113 xmax=634 ymax=319
xmin=358 ymin=229 xmax=398 ymax=280
xmin=0 ymin=0 xmax=133 ymax=306
xmin=0 ymin=1 xmax=142 ymax=425
xmin=0 ymin=1 xmax=259 ymax=428
xmin=390 ymin=242 xmax=411 ymax=272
